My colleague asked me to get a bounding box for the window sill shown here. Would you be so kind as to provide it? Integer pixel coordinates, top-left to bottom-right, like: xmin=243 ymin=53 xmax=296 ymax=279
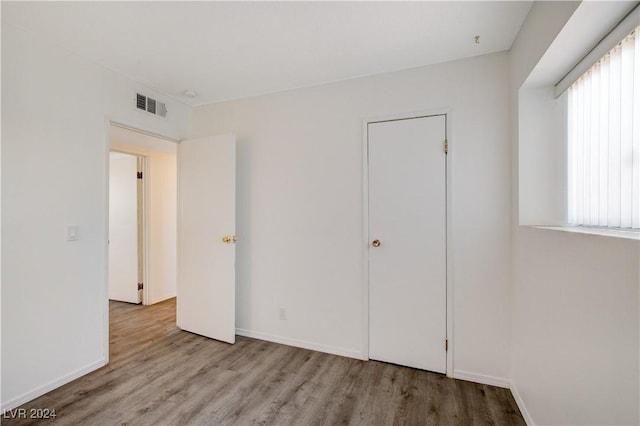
xmin=531 ymin=225 xmax=640 ymax=241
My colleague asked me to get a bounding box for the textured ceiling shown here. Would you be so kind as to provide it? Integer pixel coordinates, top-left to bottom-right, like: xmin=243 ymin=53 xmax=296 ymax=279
xmin=3 ymin=1 xmax=532 ymax=106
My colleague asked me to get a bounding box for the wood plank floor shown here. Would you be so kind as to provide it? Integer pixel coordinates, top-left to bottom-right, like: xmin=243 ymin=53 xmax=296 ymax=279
xmin=4 ymin=299 xmax=525 ymax=425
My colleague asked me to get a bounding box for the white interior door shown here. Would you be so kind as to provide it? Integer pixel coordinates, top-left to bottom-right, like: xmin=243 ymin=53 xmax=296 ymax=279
xmin=368 ymin=115 xmax=447 ymax=373
xmin=177 ymin=134 xmax=236 ymax=344
xmin=109 ymin=153 xmax=140 ymax=304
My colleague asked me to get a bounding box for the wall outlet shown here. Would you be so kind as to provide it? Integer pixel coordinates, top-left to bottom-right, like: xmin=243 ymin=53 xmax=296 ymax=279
xmin=279 ymin=307 xmax=287 ymax=320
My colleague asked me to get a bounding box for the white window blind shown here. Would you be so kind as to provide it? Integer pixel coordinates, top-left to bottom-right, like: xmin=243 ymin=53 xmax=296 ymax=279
xmin=567 ymin=25 xmax=640 ymax=229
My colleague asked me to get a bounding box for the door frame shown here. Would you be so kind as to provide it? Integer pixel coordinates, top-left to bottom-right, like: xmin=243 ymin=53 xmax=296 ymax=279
xmin=361 ymin=109 xmax=454 ymax=377
xmin=102 ymin=118 xmax=180 ymax=363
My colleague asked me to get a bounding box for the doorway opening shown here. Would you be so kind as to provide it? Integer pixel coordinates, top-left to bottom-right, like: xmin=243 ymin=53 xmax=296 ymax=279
xmin=105 ymin=123 xmax=238 ymax=364
xmin=108 ymin=123 xmax=178 ymax=307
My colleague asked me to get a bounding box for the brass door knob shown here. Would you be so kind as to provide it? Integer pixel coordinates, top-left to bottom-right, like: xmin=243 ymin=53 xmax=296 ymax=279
xmin=372 ymin=239 xmax=381 ymax=247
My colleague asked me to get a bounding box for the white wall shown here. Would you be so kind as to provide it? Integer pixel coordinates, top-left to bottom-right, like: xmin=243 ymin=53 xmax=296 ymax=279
xmin=192 ymin=52 xmax=513 ymax=383
xmin=1 ymin=22 xmax=190 ymax=410
xmin=111 ymin=127 xmax=178 ymax=305
xmin=518 ymin=87 xmax=568 ymax=226
xmin=512 ymin=228 xmax=639 ymax=425
xmin=509 ymin=2 xmax=640 ymax=424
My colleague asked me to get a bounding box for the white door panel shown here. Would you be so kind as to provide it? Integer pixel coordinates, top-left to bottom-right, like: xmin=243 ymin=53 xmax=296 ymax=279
xmin=109 ymin=154 xmax=140 ymax=304
xmin=368 ymin=115 xmax=447 ymax=373
xmin=177 ymin=134 xmax=236 ymax=344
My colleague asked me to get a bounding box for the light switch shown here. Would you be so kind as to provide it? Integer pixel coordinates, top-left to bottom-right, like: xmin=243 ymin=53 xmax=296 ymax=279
xmin=66 ymin=225 xmax=79 ymax=241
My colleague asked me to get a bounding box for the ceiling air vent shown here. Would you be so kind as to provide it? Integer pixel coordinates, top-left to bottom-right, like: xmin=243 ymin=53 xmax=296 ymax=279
xmin=136 ymin=93 xmax=146 ymax=110
xmin=135 ymin=93 xmax=167 ymax=118
xmin=147 ymin=98 xmax=156 ymax=114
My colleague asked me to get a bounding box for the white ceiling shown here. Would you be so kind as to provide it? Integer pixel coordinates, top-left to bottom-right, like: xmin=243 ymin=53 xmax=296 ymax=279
xmin=3 ymin=1 xmax=532 ymax=106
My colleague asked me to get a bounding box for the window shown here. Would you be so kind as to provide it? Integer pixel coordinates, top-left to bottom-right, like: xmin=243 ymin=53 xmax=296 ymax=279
xmin=567 ymin=25 xmax=639 ymax=229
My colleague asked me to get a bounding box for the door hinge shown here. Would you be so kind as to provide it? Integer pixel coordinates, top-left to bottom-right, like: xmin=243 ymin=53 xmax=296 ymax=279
xmin=137 ymin=171 xmax=143 ymax=179
xmin=444 ymin=139 xmax=449 ymax=154
xmin=445 ymin=338 xmax=448 ymax=351
xmin=138 ymin=282 xmax=144 ymax=291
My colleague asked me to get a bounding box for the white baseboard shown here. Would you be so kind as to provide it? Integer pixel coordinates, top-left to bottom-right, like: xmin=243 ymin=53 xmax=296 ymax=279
xmin=1 ymin=358 xmax=107 ymax=413
xmin=236 ymin=328 xmax=365 ymax=360
xmin=453 ymin=369 xmax=511 ymax=389
xmin=510 ymin=383 xmax=534 ymax=426
xmin=453 ymin=371 xmax=534 ymax=425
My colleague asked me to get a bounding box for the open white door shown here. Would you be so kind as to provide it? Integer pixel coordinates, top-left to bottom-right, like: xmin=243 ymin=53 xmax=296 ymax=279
xmin=177 ymin=134 xmax=236 ymax=344
xmin=109 ymin=153 xmax=141 ymax=304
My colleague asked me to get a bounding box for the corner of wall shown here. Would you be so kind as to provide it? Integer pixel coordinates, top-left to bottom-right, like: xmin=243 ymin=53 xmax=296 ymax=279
xmin=510 ymin=382 xmax=535 ymax=426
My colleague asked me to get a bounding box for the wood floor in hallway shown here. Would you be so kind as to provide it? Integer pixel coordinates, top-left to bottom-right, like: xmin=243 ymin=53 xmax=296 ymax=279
xmin=3 ymin=298 xmax=525 ymax=425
